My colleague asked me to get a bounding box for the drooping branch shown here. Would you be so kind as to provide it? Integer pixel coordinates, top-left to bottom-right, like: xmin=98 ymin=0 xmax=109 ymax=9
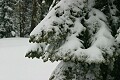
xmin=26 ymin=0 xmax=116 ymax=64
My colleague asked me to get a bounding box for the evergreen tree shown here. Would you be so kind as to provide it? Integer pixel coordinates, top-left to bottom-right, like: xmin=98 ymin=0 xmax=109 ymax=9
xmin=26 ymin=0 xmax=120 ymax=80
xmin=30 ymin=0 xmax=54 ymax=33
xmin=14 ymin=0 xmax=32 ymax=37
xmin=0 ymin=0 xmax=16 ymax=38
xmin=14 ymin=0 xmax=53 ymax=37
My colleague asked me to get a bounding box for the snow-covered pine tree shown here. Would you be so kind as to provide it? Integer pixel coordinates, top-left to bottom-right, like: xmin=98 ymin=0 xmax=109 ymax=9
xmin=0 ymin=0 xmax=16 ymax=38
xmin=26 ymin=0 xmax=120 ymax=80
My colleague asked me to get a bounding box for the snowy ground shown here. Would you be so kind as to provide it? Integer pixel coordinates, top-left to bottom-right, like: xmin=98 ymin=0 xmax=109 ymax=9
xmin=0 ymin=38 xmax=59 ymax=80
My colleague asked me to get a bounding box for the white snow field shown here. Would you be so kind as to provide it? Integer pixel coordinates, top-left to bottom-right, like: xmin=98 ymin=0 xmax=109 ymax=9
xmin=0 ymin=38 xmax=59 ymax=80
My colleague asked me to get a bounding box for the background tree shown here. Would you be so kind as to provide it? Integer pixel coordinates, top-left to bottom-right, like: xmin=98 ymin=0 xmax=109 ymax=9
xmin=14 ymin=0 xmax=53 ymax=37
xmin=0 ymin=0 xmax=54 ymax=38
xmin=30 ymin=0 xmax=54 ymax=33
xmin=14 ymin=0 xmax=32 ymax=37
xmin=0 ymin=0 xmax=16 ymax=38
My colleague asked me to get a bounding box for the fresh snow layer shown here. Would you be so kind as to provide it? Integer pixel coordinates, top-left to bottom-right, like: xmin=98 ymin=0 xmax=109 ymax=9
xmin=0 ymin=38 xmax=59 ymax=80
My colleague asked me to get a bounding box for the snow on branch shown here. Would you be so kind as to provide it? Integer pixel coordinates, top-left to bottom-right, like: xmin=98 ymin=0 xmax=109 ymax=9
xmin=116 ymin=28 xmax=120 ymax=43
xmin=26 ymin=0 xmax=116 ymax=63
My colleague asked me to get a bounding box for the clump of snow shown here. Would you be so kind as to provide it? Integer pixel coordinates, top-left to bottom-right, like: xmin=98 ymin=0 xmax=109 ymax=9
xmin=11 ymin=31 xmax=16 ymax=36
xmin=4 ymin=6 xmax=13 ymax=11
xmin=116 ymin=34 xmax=120 ymax=43
xmin=116 ymin=28 xmax=120 ymax=43
xmin=84 ymin=47 xmax=105 ymax=63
